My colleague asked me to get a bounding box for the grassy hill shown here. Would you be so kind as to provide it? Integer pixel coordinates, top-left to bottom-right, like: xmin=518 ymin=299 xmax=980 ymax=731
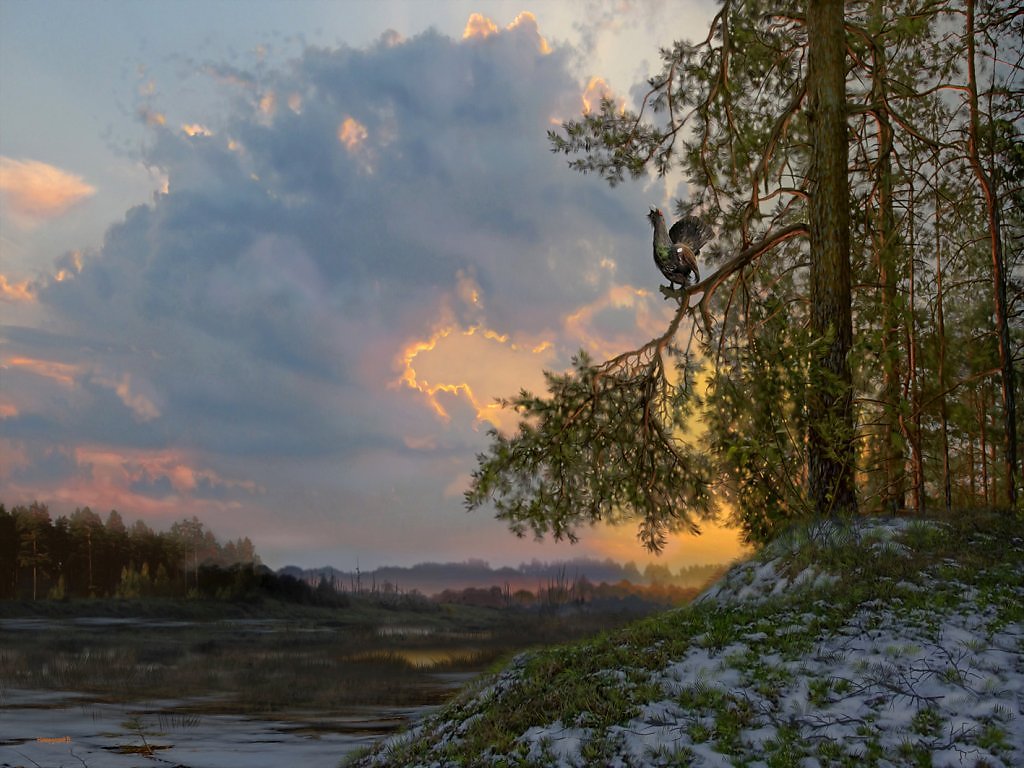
xmin=345 ymin=512 xmax=1023 ymax=767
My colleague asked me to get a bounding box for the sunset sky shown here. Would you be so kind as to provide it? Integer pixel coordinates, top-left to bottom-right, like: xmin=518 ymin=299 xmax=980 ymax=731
xmin=0 ymin=0 xmax=748 ymax=571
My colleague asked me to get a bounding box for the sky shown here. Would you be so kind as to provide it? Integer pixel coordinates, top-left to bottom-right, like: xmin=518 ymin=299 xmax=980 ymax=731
xmin=0 ymin=0 xmax=748 ymax=571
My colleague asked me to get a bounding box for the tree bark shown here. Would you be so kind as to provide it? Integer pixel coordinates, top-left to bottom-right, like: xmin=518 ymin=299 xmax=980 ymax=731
xmin=934 ymin=161 xmax=952 ymax=515
xmin=965 ymin=0 xmax=1018 ymax=506
xmin=905 ymin=179 xmax=925 ymax=513
xmin=869 ymin=2 xmax=905 ymax=514
xmin=806 ymin=0 xmax=857 ymax=517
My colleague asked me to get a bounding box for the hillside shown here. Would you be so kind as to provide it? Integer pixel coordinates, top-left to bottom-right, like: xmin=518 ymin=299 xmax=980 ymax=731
xmin=346 ymin=513 xmax=1023 ymax=767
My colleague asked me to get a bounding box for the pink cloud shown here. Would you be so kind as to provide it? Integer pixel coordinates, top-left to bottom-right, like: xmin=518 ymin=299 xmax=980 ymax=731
xmin=0 ymin=157 xmax=96 ymax=225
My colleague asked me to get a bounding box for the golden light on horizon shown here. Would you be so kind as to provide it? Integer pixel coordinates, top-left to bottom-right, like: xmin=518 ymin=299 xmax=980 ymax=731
xmin=586 ymin=516 xmax=751 ymax=571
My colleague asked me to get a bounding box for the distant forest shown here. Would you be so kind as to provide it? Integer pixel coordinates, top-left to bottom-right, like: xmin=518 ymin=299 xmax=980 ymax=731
xmin=283 ymin=558 xmax=727 ymax=599
xmin=2 ymin=501 xmax=730 ymax=607
xmin=1 ymin=502 xmax=259 ymax=601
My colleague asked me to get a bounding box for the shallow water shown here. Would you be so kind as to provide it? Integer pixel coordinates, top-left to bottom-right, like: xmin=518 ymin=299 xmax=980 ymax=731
xmin=0 ymin=688 xmax=433 ymax=768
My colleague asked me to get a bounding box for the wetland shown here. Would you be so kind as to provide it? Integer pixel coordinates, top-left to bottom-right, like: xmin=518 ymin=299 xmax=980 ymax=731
xmin=0 ymin=597 xmax=661 ymax=767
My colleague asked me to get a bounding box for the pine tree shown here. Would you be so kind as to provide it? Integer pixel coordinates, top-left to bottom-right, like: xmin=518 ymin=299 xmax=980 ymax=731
xmin=469 ymin=0 xmax=1023 ymax=551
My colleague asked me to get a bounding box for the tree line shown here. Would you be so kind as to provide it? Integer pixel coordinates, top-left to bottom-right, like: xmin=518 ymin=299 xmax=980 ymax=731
xmin=470 ymin=0 xmax=1022 ymax=548
xmin=0 ymin=502 xmax=259 ymax=600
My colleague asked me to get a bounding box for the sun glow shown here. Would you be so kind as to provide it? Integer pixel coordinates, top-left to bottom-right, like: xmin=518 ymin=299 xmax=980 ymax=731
xmin=396 ymin=323 xmax=555 ymax=430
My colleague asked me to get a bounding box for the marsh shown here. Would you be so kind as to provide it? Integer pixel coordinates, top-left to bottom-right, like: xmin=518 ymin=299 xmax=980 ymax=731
xmin=0 ymin=598 xmax=661 ymax=766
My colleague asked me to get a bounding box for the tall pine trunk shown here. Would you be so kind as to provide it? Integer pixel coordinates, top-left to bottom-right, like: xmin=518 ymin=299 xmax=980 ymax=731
xmin=869 ymin=0 xmax=905 ymax=513
xmin=965 ymin=0 xmax=1018 ymax=506
xmin=806 ymin=0 xmax=857 ymax=517
xmin=906 ymin=180 xmax=925 ymax=513
xmin=934 ymin=156 xmax=953 ymax=514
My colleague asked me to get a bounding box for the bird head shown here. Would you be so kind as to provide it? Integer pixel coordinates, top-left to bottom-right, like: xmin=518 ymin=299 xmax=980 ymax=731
xmin=647 ymin=207 xmax=663 ymax=227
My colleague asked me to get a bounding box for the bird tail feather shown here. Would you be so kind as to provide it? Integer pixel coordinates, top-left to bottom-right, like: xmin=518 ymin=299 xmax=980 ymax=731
xmin=669 ymin=217 xmax=713 ymax=252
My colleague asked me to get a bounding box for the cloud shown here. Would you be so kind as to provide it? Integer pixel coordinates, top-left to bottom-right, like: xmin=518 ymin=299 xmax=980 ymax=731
xmin=182 ymin=123 xmax=214 ymax=137
xmin=581 ymin=76 xmax=619 ymax=114
xmin=5 ymin=356 xmax=82 ymax=387
xmin=463 ymin=13 xmax=499 ymax=39
xmin=0 ymin=157 xmax=96 ymax=225
xmin=6 ymin=15 xmax=694 ymax=565
xmin=0 ymin=274 xmax=35 ymax=302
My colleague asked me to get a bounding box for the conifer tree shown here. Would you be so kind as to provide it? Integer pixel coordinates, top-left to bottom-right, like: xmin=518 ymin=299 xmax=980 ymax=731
xmin=469 ymin=0 xmax=1023 ymax=551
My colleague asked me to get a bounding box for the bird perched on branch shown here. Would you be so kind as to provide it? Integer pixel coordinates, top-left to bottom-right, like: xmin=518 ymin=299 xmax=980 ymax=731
xmin=647 ymin=208 xmax=712 ymax=291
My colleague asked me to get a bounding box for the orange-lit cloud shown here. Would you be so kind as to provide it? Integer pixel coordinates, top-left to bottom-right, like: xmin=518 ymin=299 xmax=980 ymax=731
xmin=0 ymin=402 xmax=18 ymax=420
xmin=396 ymin=321 xmax=556 ymax=432
xmin=5 ymin=355 xmax=161 ymax=421
xmin=581 ymin=76 xmax=617 ymax=114
xmin=508 ymin=11 xmax=551 ymax=54
xmin=338 ymin=116 xmax=374 ymax=173
xmin=140 ymin=108 xmax=166 ymax=126
xmin=338 ymin=116 xmax=368 ymax=151
xmin=5 ymin=356 xmax=81 ymax=387
xmin=182 ymin=122 xmax=213 ymax=137
xmin=462 ymin=12 xmax=551 ymax=53
xmin=76 ymin=446 xmax=259 ymax=496
xmin=93 ymin=372 xmax=161 ymax=422
xmin=563 ymin=283 xmax=675 ymax=360
xmin=0 ymin=274 xmax=35 ymax=302
xmin=4 ymin=445 xmax=265 ymax=523
xmin=0 ymin=157 xmax=96 ymax=225
xmin=258 ymin=91 xmax=277 ymax=119
xmin=54 ymin=251 xmax=84 ymax=283
xmin=287 ymin=92 xmax=303 ymax=113
xmin=463 ymin=13 xmax=499 ymax=39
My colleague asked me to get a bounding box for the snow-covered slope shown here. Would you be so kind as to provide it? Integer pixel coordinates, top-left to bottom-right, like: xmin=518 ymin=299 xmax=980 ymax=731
xmin=346 ymin=514 xmax=1024 ymax=767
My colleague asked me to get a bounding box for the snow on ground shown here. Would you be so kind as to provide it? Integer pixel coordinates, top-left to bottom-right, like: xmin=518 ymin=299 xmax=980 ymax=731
xmin=350 ymin=516 xmax=1024 ymax=767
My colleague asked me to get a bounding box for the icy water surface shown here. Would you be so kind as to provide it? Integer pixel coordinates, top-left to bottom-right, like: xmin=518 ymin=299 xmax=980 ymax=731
xmin=0 ymin=687 xmax=446 ymax=767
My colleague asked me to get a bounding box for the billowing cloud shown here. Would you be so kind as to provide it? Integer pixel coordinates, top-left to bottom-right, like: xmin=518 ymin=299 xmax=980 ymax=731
xmin=463 ymin=13 xmax=499 ymax=39
xmin=3 ymin=15 xmax=700 ymax=567
xmin=0 ymin=157 xmax=96 ymax=225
